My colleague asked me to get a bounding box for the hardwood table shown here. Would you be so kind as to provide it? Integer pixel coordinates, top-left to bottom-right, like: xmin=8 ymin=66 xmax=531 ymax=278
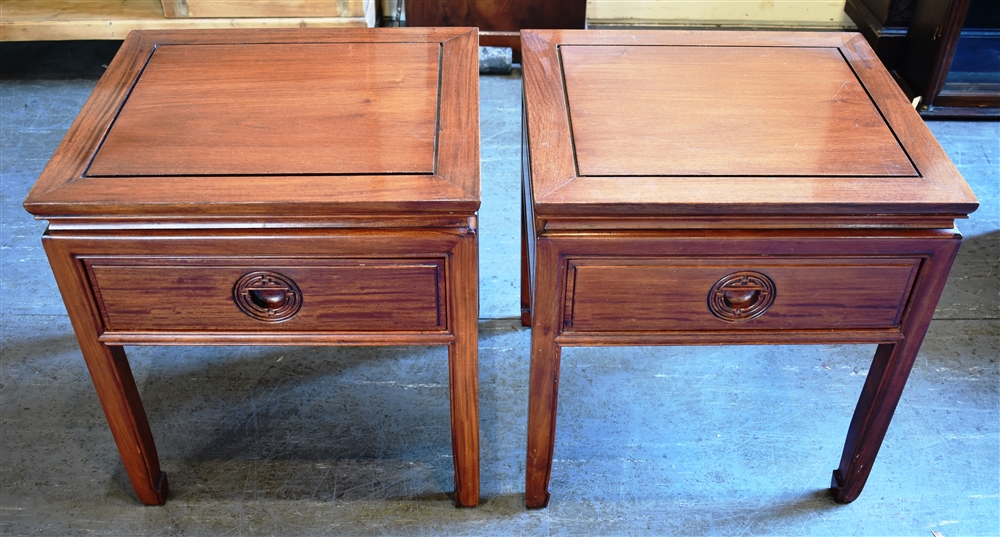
xmin=23 ymin=28 xmax=481 ymax=507
xmin=520 ymin=29 xmax=979 ymax=508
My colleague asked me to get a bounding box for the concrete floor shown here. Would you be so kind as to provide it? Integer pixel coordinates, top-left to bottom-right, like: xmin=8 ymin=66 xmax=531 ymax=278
xmin=1 ymin=41 xmax=998 ymax=536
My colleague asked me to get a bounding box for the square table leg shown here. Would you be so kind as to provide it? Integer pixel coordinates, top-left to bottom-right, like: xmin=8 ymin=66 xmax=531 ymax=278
xmin=44 ymin=236 xmax=168 ymax=505
xmin=447 ymin=232 xmax=481 ymax=507
xmin=832 ymin=235 xmax=961 ymax=503
xmin=525 ymin=238 xmax=562 ymax=509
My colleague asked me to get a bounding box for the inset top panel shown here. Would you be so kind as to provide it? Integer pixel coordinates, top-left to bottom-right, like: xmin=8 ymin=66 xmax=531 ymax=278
xmin=24 ymin=28 xmax=480 ymax=218
xmin=88 ymin=42 xmax=439 ymax=177
xmin=521 ymin=30 xmax=978 ymax=218
xmin=561 ymin=45 xmax=915 ymax=178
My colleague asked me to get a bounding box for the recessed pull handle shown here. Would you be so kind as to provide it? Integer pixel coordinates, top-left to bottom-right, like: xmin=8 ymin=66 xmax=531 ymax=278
xmin=708 ymin=271 xmax=775 ymax=323
xmin=233 ymin=271 xmax=302 ymax=322
xmin=249 ymin=288 xmax=289 ymax=310
xmin=722 ymin=289 xmax=760 ymax=311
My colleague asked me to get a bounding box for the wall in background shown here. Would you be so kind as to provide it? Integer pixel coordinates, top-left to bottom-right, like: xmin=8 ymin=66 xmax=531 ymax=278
xmin=587 ymin=0 xmax=854 ymax=28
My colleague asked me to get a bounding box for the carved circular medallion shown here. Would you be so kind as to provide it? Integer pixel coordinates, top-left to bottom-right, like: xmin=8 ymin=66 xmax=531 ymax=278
xmin=708 ymin=271 xmax=775 ymax=323
xmin=233 ymin=271 xmax=302 ymax=322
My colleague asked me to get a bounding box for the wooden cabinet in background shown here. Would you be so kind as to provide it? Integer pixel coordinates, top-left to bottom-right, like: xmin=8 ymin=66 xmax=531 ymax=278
xmin=405 ymin=0 xmax=586 ymax=61
xmin=847 ymin=0 xmax=1000 ymax=117
xmin=845 ymin=0 xmax=916 ymax=69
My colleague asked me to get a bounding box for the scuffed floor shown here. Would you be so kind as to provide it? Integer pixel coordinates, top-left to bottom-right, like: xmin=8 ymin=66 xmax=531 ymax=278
xmin=1 ymin=41 xmax=997 ymax=536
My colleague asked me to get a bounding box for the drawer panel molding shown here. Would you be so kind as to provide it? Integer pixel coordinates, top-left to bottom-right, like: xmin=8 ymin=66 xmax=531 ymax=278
xmin=564 ymin=257 xmax=921 ymax=332
xmin=86 ymin=257 xmax=446 ymax=332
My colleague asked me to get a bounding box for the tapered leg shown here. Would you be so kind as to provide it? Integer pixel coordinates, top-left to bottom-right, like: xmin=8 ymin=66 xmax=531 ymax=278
xmin=43 ymin=237 xmax=168 ymax=505
xmin=833 ymin=341 xmax=919 ymax=502
xmin=525 ymin=331 xmax=561 ymax=508
xmin=832 ymin=234 xmax=962 ymax=503
xmin=525 ymin=239 xmax=564 ymax=508
xmin=448 ymin=232 xmax=480 ymax=507
xmin=85 ymin=345 xmax=170 ymax=505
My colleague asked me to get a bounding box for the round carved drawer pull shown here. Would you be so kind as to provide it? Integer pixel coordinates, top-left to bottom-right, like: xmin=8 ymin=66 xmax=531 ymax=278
xmin=708 ymin=271 xmax=775 ymax=323
xmin=233 ymin=271 xmax=302 ymax=322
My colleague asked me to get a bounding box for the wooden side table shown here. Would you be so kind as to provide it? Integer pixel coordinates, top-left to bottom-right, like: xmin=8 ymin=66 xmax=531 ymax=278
xmin=23 ymin=28 xmax=481 ymax=507
xmin=520 ymin=30 xmax=979 ymax=508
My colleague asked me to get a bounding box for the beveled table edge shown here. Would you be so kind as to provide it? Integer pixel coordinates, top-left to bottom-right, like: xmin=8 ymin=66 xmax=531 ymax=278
xmin=24 ymin=27 xmax=480 ymax=219
xmin=520 ymin=29 xmax=979 ymax=219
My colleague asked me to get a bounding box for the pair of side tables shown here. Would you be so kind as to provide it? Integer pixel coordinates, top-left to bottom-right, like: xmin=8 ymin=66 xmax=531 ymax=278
xmin=24 ymin=28 xmax=978 ymax=509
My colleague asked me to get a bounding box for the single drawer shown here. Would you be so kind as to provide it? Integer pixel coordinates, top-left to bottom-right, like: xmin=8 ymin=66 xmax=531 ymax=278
xmin=563 ymin=257 xmax=920 ymax=332
xmin=86 ymin=257 xmax=445 ymax=332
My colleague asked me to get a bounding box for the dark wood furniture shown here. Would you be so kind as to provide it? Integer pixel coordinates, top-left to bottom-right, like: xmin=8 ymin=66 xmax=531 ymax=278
xmin=847 ymin=0 xmax=1000 ymax=117
xmin=405 ymin=0 xmax=586 ymax=62
xmin=520 ymin=29 xmax=979 ymax=509
xmin=23 ymin=28 xmax=481 ymax=507
xmin=845 ymin=0 xmax=916 ymax=69
xmin=898 ymin=0 xmax=1000 ymax=116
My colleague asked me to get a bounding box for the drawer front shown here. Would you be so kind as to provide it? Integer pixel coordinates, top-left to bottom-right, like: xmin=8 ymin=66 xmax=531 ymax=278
xmin=87 ymin=258 xmax=445 ymax=332
xmin=564 ymin=257 xmax=920 ymax=332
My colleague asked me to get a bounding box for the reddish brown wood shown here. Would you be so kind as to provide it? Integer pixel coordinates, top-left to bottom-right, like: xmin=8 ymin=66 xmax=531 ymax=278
xmin=832 ymin=233 xmax=962 ymax=503
xmin=562 ymin=45 xmax=914 ymax=178
xmin=89 ymin=43 xmax=440 ymax=176
xmin=88 ymin=259 xmax=446 ymax=331
xmin=405 ymin=0 xmax=585 ymax=63
xmin=525 ymin=238 xmax=563 ymax=509
xmin=565 ymin=257 xmax=919 ymax=331
xmin=24 ymin=28 xmax=479 ymax=217
xmin=406 ymin=0 xmax=586 ymax=31
xmin=446 ymin=231 xmax=480 ymax=507
xmin=520 ymin=183 xmax=532 ymax=327
xmin=24 ymin=28 xmax=480 ymax=507
xmin=521 ymin=30 xmax=977 ymax=218
xmin=43 ymin=236 xmax=168 ymax=505
xmin=521 ymin=29 xmax=978 ymax=508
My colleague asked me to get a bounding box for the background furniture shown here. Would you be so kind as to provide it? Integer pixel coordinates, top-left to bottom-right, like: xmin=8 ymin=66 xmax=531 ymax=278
xmin=846 ymin=0 xmax=1000 ymax=117
xmin=0 ymin=0 xmax=375 ymax=41
xmin=404 ymin=0 xmax=586 ymax=62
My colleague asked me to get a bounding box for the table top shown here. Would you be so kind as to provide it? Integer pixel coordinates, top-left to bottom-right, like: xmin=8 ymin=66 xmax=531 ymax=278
xmin=24 ymin=28 xmax=480 ymax=218
xmin=522 ymin=30 xmax=978 ymax=220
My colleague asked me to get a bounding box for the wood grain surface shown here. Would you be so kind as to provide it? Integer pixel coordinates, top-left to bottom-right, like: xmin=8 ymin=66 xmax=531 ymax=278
xmin=24 ymin=28 xmax=480 ymax=217
xmin=521 ymin=30 xmax=979 ymax=217
xmin=88 ymin=259 xmax=445 ymax=332
xmin=564 ymin=257 xmax=918 ymax=331
xmin=89 ymin=42 xmax=439 ymax=176
xmin=562 ymin=45 xmax=914 ymax=177
xmin=162 ymin=0 xmax=368 ymax=18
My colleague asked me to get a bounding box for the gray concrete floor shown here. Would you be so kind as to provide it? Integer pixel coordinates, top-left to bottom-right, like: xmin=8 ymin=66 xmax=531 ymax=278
xmin=1 ymin=41 xmax=998 ymax=536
